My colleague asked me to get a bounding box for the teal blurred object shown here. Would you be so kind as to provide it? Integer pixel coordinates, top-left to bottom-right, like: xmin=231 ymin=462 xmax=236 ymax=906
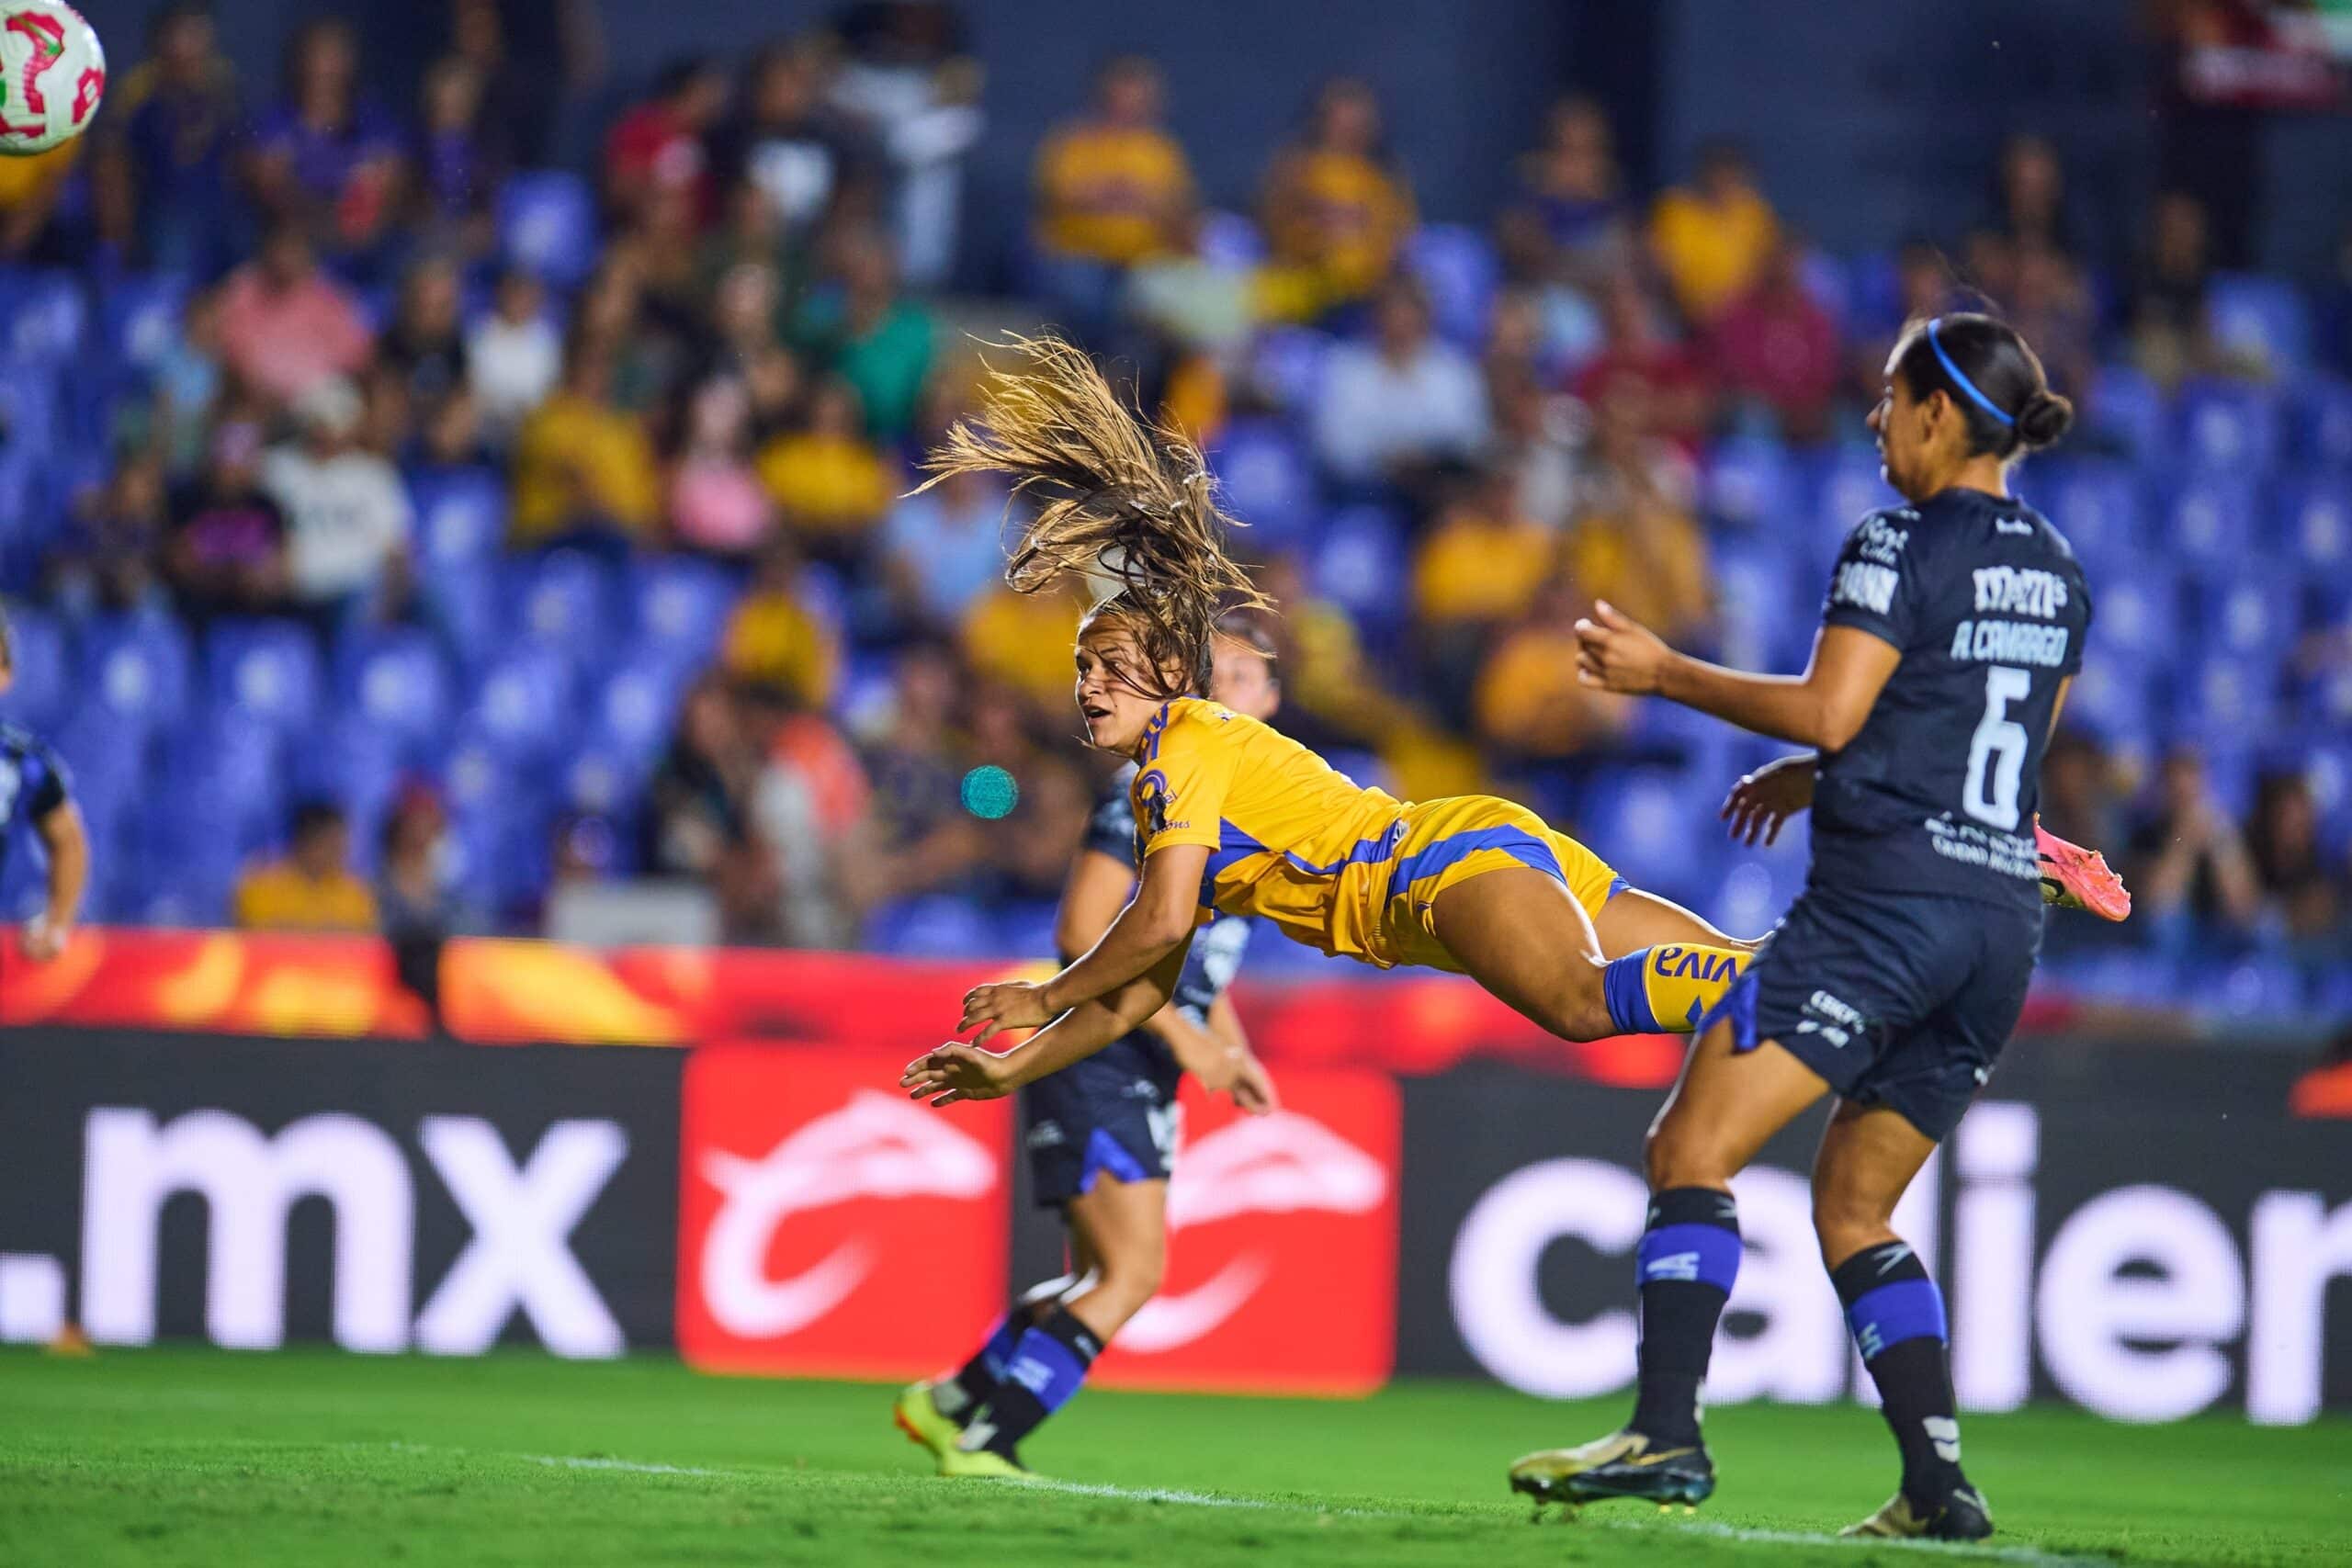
xmin=960 ymin=764 xmax=1019 ymax=819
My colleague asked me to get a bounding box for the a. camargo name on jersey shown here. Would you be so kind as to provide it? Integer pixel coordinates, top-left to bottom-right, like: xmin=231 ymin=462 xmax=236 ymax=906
xmin=1949 ymin=565 xmax=2074 ymax=669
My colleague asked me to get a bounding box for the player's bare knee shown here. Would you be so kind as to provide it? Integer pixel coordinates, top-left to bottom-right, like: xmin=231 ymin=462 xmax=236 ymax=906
xmin=1644 ymin=1118 xmax=1726 ymax=1192
xmin=1811 ymin=1191 xmax=1894 ymax=1265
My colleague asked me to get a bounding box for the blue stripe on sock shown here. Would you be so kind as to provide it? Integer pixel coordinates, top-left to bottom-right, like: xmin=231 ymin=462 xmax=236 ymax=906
xmin=978 ymin=1316 xmax=1019 ymax=1382
xmin=1603 ymin=949 xmax=1663 ymax=1034
xmin=1845 ymin=1279 xmax=1949 ymax=1360
xmin=1004 ymin=1326 xmax=1091 ymax=1413
xmin=1636 ymin=1222 xmax=1743 ymax=1292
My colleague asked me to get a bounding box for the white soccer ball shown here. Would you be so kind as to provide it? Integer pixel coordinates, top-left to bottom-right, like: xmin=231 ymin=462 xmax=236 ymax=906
xmin=0 ymin=2 xmax=104 ymax=157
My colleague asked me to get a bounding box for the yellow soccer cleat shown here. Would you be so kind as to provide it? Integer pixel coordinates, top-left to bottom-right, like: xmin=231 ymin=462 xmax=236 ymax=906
xmin=892 ymin=1381 xmax=964 ymax=1461
xmin=935 ymin=1443 xmax=1032 ymax=1480
xmin=1841 ymin=1485 xmax=1993 ymax=1541
xmin=1509 ymin=1428 xmax=1714 ymax=1508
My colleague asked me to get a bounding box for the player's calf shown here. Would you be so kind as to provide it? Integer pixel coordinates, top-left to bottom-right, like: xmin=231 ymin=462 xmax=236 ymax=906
xmin=1833 ymin=1239 xmax=1982 ymax=1526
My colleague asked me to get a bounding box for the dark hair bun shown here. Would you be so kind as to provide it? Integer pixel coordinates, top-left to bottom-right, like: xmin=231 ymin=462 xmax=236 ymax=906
xmin=2015 ymin=389 xmax=2074 ymax=450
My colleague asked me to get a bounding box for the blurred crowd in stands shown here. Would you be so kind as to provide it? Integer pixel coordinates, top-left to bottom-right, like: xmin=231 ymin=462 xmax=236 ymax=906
xmin=0 ymin=2 xmax=2348 ymax=1017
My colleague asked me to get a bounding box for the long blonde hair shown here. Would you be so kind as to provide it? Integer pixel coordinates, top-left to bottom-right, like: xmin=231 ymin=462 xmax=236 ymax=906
xmin=919 ymin=333 xmax=1269 ymax=698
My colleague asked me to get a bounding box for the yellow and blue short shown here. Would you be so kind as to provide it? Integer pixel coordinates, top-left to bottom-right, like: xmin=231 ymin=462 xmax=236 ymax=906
xmin=1359 ymin=795 xmax=1623 ymax=973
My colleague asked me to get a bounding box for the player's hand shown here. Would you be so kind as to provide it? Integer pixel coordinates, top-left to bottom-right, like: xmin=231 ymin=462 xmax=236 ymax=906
xmin=17 ymin=917 xmax=66 ymax=964
xmin=900 ymin=1043 xmax=1018 ymax=1107
xmin=1574 ymin=600 xmax=1673 ymax=695
xmin=1228 ymin=1052 xmax=1279 ymax=1116
xmin=960 ymin=980 xmax=1054 ymax=1045
xmin=1722 ymin=756 xmax=1816 ymax=847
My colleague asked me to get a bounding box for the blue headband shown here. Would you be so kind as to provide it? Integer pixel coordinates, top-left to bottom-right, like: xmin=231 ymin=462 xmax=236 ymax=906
xmin=1925 ymin=318 xmax=2014 ymax=428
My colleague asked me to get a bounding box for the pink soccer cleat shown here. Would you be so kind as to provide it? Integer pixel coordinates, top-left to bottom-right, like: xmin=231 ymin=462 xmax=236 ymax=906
xmin=2035 ymin=819 xmax=2132 ymax=922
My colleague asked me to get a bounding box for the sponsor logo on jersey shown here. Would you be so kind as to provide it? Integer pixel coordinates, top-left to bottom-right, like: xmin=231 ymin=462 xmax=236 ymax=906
xmin=1971 ymin=566 xmax=2070 ymax=619
xmin=1650 ymin=946 xmax=1742 ymax=984
xmin=1852 ymin=515 xmax=1913 ymax=564
xmin=1832 ymin=560 xmax=1900 ymax=615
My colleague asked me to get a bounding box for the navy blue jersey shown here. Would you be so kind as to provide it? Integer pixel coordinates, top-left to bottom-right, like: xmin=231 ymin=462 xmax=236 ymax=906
xmin=0 ymin=720 xmax=71 ymax=884
xmin=1087 ymin=763 xmax=1253 ymax=1028
xmin=1812 ymin=489 xmax=2092 ymax=913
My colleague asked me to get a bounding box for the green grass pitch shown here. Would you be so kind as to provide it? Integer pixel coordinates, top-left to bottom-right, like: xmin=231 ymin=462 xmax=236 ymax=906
xmin=1 ymin=1347 xmax=2346 ymax=1566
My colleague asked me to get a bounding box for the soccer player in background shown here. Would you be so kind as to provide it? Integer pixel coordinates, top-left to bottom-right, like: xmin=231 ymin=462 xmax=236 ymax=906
xmin=893 ymin=613 xmax=1282 ymax=1479
xmin=0 ymin=607 xmax=89 ymax=964
xmin=1510 ymin=315 xmax=2128 ymax=1541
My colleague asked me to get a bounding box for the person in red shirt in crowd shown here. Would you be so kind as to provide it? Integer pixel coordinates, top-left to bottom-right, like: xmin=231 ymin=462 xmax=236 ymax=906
xmin=214 ymin=220 xmax=375 ymax=408
xmin=1570 ymin=273 xmax=1713 ymax=452
xmin=1711 ymin=239 xmax=1842 ymax=443
xmin=605 ymin=57 xmax=731 ymax=229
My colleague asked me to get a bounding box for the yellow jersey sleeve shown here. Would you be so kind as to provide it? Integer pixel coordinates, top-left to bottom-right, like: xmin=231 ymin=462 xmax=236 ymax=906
xmin=1131 ymin=705 xmax=1233 ymax=858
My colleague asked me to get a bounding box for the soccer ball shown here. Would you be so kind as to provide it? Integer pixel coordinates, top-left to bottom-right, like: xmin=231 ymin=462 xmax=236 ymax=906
xmin=0 ymin=1 xmax=103 ymax=157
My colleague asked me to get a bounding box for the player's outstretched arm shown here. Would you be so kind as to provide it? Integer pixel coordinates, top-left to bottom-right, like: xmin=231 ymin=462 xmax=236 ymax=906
xmin=904 ymin=947 xmax=1189 ymax=1106
xmin=1576 ymin=603 xmax=1900 ymax=753
xmin=960 ymin=842 xmax=1209 ymax=1044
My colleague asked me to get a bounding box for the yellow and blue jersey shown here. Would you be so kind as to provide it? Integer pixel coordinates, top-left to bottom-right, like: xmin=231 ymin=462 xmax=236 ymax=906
xmin=1128 ymin=698 xmax=1623 ymax=972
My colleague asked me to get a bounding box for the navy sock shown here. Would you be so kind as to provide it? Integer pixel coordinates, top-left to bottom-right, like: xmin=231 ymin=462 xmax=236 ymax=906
xmin=1833 ymin=1240 xmax=1964 ymax=1506
xmin=935 ymin=1314 xmax=1021 ymax=1420
xmin=966 ymin=1306 xmax=1102 ymax=1461
xmin=1629 ymin=1187 xmax=1742 ymax=1446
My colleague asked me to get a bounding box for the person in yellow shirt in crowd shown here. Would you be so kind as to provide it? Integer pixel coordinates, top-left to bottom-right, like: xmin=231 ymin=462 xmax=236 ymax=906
xmin=1259 ymin=78 xmax=1414 ymax=324
xmin=958 ymin=574 xmax=1090 ymax=719
xmin=757 ymin=377 xmax=898 ymax=565
xmin=1561 ymin=379 xmax=1713 ymax=646
xmin=1649 ymin=138 xmax=1781 ymax=326
xmin=1031 ymin=55 xmax=1196 ymax=334
xmin=1411 ymin=462 xmax=1559 ymax=716
xmin=721 ymin=539 xmax=842 ymax=710
xmin=1476 ymin=570 xmax=1634 ymax=763
xmin=0 ymin=139 xmax=82 ymax=263
xmin=509 ymin=334 xmax=661 ymax=550
xmin=233 ymin=801 xmax=379 ymax=932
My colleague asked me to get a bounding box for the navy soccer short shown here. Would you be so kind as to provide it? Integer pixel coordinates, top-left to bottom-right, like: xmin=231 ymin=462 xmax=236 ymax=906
xmin=1702 ymin=885 xmax=2042 ymax=1143
xmin=1021 ymin=1037 xmax=1183 ymax=1208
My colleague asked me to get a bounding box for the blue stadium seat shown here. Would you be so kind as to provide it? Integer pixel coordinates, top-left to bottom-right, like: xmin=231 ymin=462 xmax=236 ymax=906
xmin=99 ymin=273 xmax=190 ymax=372
xmin=510 ymin=548 xmax=618 ymax=665
xmin=1577 ymin=767 xmax=1720 ymax=907
xmin=2177 ymin=651 xmax=2285 ymax=732
xmin=2176 ymin=378 xmax=2283 ymax=475
xmin=81 ymin=613 xmax=192 ymax=730
xmin=2290 ymin=376 xmax=2352 ymax=468
xmin=2273 ymin=471 xmax=2352 ymax=578
xmin=288 ymin=716 xmax=405 ymax=836
xmin=2084 ymin=364 xmax=2166 ymax=462
xmin=465 ymin=647 xmax=577 ymax=762
xmin=629 ymin=555 xmax=736 ymax=673
xmin=2030 ymin=457 xmax=2143 ymax=570
xmin=1708 ymin=816 xmax=1811 ymax=939
xmin=156 ymin=706 xmax=285 ymax=854
xmin=2079 ymin=562 xmax=2177 ymax=671
xmin=560 ymin=739 xmax=651 ymax=819
xmin=0 ymin=270 xmax=86 ymax=363
xmin=2303 ymin=738 xmax=2352 ymax=858
xmin=1796 ymin=248 xmax=1849 ymax=326
xmin=340 ymin=625 xmax=455 ymax=751
xmin=0 ymin=355 xmax=60 ymax=455
xmin=1250 ymin=326 xmax=1335 ymax=415
xmin=865 ymin=895 xmax=994 ymax=958
xmin=498 ymin=172 xmax=599 ymax=289
xmin=1407 ymin=224 xmax=1500 ymax=347
xmin=2062 ymin=650 xmax=2154 ymax=743
xmin=2206 ymin=560 xmax=2298 ymax=659
xmin=1194 ymin=209 xmax=1265 ymax=271
xmin=2207 ymin=274 xmax=2312 ymax=381
xmin=1310 ymin=504 xmax=1408 ymax=636
xmin=206 ymin=618 xmax=324 ymax=731
xmin=1810 ymin=446 xmax=1895 ymax=563
xmin=2204 ymin=956 xmax=2308 ymax=1021
xmin=1709 ymin=535 xmax=1808 ymax=672
xmin=1702 ymin=435 xmax=1800 ymax=532
xmin=2160 ymin=469 xmax=2263 ymax=561
xmin=0 ymin=601 xmax=67 ymax=728
xmin=1211 ymin=418 xmax=1318 ymax=549
xmin=590 ymin=659 xmax=688 ymax=765
xmin=411 ymin=465 xmax=508 ymax=576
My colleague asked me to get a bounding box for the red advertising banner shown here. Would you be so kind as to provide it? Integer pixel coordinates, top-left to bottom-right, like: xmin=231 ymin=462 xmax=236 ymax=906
xmin=1091 ymin=1068 xmax=1401 ymax=1396
xmin=674 ymin=1044 xmax=1012 ymax=1381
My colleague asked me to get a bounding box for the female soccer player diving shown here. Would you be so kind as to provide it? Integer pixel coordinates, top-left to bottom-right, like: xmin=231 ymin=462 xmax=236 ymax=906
xmin=1507 ymin=314 xmax=2131 ymax=1542
xmin=900 ymin=334 xmax=1764 ymax=1117
xmin=893 ymin=614 xmax=1283 ymax=1478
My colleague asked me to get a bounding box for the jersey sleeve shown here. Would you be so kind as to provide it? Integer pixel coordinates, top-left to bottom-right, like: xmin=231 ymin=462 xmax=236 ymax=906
xmin=1131 ymin=712 xmax=1232 ymax=859
xmin=1084 ymin=769 xmax=1141 ymax=871
xmin=17 ymin=735 xmax=69 ymax=822
xmin=2062 ymin=567 xmax=2093 ymax=677
xmin=1820 ymin=509 xmax=1928 ymax=650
